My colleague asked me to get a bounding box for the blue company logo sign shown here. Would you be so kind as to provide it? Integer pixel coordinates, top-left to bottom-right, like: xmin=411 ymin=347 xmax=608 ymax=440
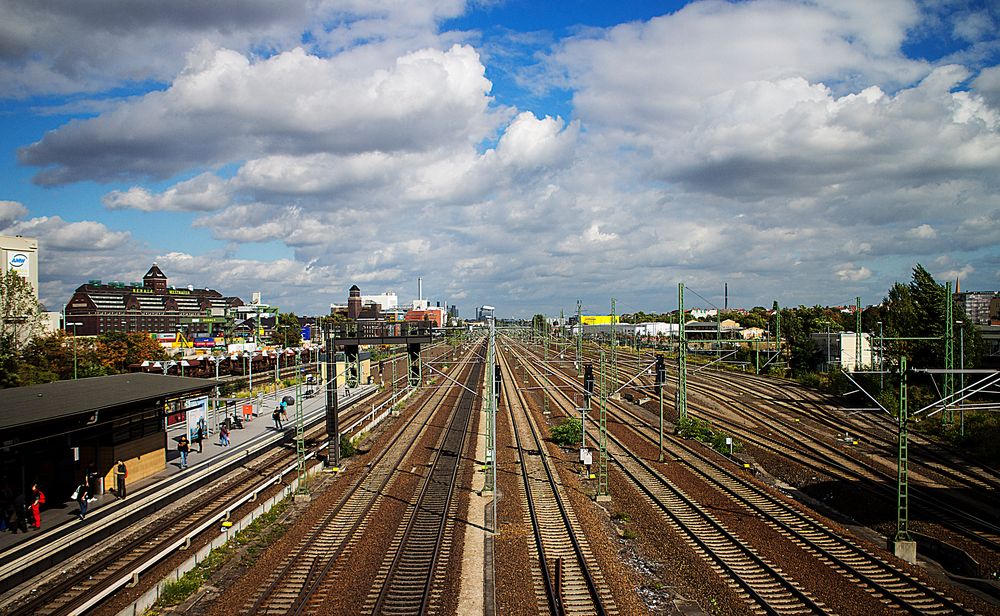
xmin=8 ymin=253 xmax=28 ymax=268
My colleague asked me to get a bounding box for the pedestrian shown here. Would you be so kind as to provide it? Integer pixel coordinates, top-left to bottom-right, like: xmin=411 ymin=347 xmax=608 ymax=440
xmin=178 ymin=434 xmax=190 ymax=469
xmin=115 ymin=459 xmax=128 ymax=499
xmin=11 ymin=492 xmax=27 ymax=533
xmin=280 ymin=398 xmax=288 ymax=423
xmin=74 ymin=479 xmax=88 ymax=520
xmin=196 ymin=422 xmax=204 ymax=453
xmin=29 ymin=484 xmax=44 ymax=530
xmin=0 ymin=480 xmax=11 ymax=532
xmin=272 ymin=406 xmax=283 ymax=430
xmin=220 ymin=423 xmax=230 ymax=447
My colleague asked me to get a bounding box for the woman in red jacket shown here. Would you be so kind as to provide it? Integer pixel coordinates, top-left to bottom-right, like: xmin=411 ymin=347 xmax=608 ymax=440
xmin=30 ymin=484 xmax=44 ymax=529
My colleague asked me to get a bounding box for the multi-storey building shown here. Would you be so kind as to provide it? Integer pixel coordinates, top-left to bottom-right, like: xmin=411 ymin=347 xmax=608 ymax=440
xmin=955 ymin=291 xmax=999 ymax=325
xmin=63 ymin=264 xmax=244 ymax=336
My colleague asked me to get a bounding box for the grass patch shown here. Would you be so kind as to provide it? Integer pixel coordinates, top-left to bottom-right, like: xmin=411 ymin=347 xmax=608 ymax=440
xmin=145 ymin=498 xmax=291 ymax=612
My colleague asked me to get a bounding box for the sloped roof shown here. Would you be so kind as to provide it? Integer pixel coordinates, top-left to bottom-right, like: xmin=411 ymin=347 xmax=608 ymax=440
xmin=0 ymin=373 xmax=214 ymax=430
xmin=144 ymin=263 xmax=167 ymax=279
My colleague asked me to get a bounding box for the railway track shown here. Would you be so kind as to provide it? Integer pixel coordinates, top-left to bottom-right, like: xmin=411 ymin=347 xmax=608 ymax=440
xmin=497 ymin=342 xmax=617 ymax=616
xmin=232 ymin=342 xmax=482 ymax=615
xmin=511 ymin=338 xmax=984 ymax=615
xmin=574 ymin=344 xmax=1000 ymax=561
xmin=364 ymin=349 xmax=483 ymax=615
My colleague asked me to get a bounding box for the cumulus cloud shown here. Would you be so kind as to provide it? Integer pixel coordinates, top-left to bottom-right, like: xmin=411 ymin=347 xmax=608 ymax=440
xmin=7 ymin=0 xmax=1000 ymax=316
xmin=905 ymin=224 xmax=937 ymax=240
xmin=0 ymin=0 xmax=467 ymax=98
xmin=103 ymin=173 xmax=231 ymax=212
xmin=19 ymin=43 xmax=499 ymax=185
xmin=0 ymin=200 xmax=29 ymax=226
xmin=834 ymin=263 xmax=873 ymax=282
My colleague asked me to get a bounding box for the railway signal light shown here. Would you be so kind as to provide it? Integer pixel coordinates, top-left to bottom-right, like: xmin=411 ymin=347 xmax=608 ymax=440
xmin=584 ymin=363 xmax=594 ymax=397
xmin=655 ymin=354 xmax=665 ymax=395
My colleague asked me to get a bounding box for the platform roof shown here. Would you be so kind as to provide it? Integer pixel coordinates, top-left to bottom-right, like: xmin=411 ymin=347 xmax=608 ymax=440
xmin=0 ymin=373 xmax=215 ymax=430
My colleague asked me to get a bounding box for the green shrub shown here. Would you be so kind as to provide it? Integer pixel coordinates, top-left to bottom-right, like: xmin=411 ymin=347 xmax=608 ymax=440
xmin=550 ymin=417 xmax=582 ymax=447
xmin=339 ymin=433 xmax=356 ymax=458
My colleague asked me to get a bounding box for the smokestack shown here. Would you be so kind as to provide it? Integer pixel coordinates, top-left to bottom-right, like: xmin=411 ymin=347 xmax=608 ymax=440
xmin=418 ymin=277 xmax=422 ymax=301
xmin=724 ymin=283 xmax=728 ymax=311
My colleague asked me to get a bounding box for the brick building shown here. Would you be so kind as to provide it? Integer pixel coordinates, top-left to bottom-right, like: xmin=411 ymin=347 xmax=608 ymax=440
xmin=63 ymin=264 xmax=244 ymax=336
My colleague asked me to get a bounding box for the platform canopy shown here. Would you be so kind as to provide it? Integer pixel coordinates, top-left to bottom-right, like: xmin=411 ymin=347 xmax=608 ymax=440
xmin=0 ymin=373 xmax=214 ymax=430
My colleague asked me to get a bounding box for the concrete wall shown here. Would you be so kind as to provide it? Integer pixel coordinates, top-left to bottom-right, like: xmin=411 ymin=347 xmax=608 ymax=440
xmin=101 ymin=432 xmax=167 ymax=493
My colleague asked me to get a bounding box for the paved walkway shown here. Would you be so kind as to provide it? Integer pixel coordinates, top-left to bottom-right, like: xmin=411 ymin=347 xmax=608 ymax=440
xmin=0 ymin=384 xmax=374 ymax=552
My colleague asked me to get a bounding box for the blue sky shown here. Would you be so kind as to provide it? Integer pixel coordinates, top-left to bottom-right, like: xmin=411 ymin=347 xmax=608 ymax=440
xmin=1 ymin=0 xmax=999 ymax=318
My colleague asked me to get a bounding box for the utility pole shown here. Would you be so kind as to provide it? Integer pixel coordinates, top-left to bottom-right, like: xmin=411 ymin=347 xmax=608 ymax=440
xmin=576 ymin=300 xmax=583 ymax=377
xmin=676 ymin=283 xmax=688 ymax=423
xmin=656 ymin=354 xmax=665 ymax=462
xmin=295 ymin=352 xmax=308 ymax=496
xmin=894 ymin=356 xmax=915 ymax=563
xmin=852 ymin=297 xmax=860 ymax=371
xmin=596 ymin=350 xmax=610 ymax=501
xmin=485 ymin=321 xmax=496 ymax=494
xmin=610 ymin=298 xmax=617 ymax=387
xmin=944 ymin=282 xmax=954 ymax=425
xmin=325 ymin=327 xmax=340 ymax=468
xmin=543 ymin=318 xmax=549 ymax=414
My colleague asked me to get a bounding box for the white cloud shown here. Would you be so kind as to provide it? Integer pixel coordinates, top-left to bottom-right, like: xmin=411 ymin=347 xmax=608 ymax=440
xmin=0 ymin=200 xmax=29 ymax=226
xmin=905 ymin=224 xmax=937 ymax=240
xmin=834 ymin=263 xmax=873 ymax=282
xmin=7 ymin=1 xmax=1000 ymax=316
xmin=20 ymin=43 xmax=499 ymax=185
xmin=0 ymin=0 xmax=467 ymax=98
xmin=103 ymin=173 xmax=231 ymax=212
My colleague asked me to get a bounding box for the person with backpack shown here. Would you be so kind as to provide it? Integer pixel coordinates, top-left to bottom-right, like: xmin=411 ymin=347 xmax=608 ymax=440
xmin=29 ymin=484 xmax=44 ymax=529
xmin=178 ymin=434 xmax=190 ymax=469
xmin=74 ymin=478 xmax=89 ymax=520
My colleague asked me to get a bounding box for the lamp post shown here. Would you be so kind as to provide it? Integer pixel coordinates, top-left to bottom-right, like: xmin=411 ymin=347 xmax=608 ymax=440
xmin=67 ymin=322 xmax=83 ymax=379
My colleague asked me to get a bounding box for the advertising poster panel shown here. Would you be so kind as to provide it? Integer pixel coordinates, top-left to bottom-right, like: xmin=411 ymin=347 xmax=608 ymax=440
xmin=184 ymin=396 xmax=209 ymax=441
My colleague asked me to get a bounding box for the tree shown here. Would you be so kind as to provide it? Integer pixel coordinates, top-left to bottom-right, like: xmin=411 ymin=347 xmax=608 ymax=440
xmin=274 ymin=313 xmax=303 ymax=348
xmin=531 ymin=314 xmax=546 ymax=335
xmin=0 ymin=270 xmax=45 ymax=388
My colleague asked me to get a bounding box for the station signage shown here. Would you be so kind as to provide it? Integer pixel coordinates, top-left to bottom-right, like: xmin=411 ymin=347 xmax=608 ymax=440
xmin=5 ymin=251 xmax=30 ymax=279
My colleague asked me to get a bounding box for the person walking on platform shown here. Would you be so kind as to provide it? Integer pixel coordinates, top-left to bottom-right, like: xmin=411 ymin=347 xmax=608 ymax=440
xmin=220 ymin=423 xmax=230 ymax=447
xmin=74 ymin=479 xmax=88 ymax=520
xmin=0 ymin=480 xmax=11 ymax=532
xmin=115 ymin=460 xmax=128 ymax=499
xmin=272 ymin=406 xmax=283 ymax=430
xmin=11 ymin=492 xmax=27 ymax=533
xmin=178 ymin=434 xmax=190 ymax=469
xmin=29 ymin=484 xmax=44 ymax=530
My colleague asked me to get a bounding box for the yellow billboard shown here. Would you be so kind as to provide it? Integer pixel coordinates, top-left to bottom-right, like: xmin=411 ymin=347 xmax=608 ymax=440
xmin=580 ymin=315 xmax=619 ymax=325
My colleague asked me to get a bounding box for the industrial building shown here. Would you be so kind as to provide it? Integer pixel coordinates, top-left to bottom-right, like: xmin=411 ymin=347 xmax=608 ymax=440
xmin=811 ymin=331 xmax=873 ymax=371
xmin=63 ymin=264 xmax=244 ymax=336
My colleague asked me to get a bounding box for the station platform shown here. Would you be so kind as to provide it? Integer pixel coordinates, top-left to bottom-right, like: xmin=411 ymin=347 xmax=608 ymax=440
xmin=0 ymin=383 xmax=375 ymax=554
